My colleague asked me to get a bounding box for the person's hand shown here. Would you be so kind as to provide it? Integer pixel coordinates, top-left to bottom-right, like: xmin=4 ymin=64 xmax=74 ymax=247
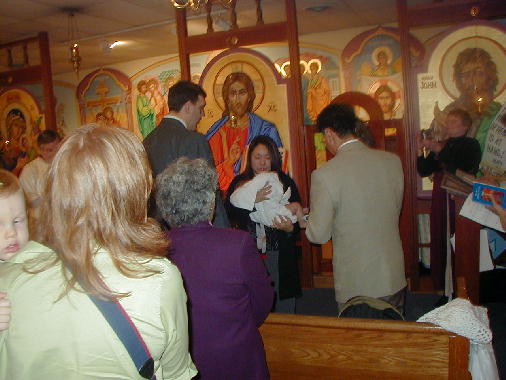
xmin=255 ymin=183 xmax=272 ymax=203
xmin=0 ymin=293 xmax=11 ymax=331
xmin=418 ymin=131 xmax=443 ymax=154
xmin=272 ymin=215 xmax=294 ymax=233
xmin=296 ymin=208 xmax=310 ymax=228
xmin=479 ymin=174 xmax=500 ymax=186
xmin=228 ymin=136 xmax=242 ymax=165
xmin=487 ymin=194 xmax=506 ymax=231
xmin=285 ymin=202 xmax=302 ymax=216
xmin=285 ymin=203 xmax=309 ymax=228
xmin=417 ymin=131 xmax=431 ymax=156
xmin=455 ymin=169 xmax=476 ymax=184
xmin=426 ymin=139 xmax=443 ymax=153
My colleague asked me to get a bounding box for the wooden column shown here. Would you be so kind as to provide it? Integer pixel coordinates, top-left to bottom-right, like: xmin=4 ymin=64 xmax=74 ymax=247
xmin=285 ymin=0 xmax=312 ymax=287
xmin=175 ymin=8 xmax=191 ymax=81
xmin=38 ymin=32 xmax=56 ymax=131
xmin=396 ymin=0 xmax=419 ymax=288
xmin=285 ymin=0 xmax=307 ymax=204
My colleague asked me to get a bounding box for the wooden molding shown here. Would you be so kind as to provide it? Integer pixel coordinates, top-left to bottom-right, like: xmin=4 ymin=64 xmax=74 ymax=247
xmin=407 ymin=0 xmax=506 ymax=27
xmin=184 ymin=22 xmax=287 ymax=54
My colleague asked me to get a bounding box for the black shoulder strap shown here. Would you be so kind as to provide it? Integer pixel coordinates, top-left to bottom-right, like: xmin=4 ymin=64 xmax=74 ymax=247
xmin=88 ymin=294 xmax=157 ymax=380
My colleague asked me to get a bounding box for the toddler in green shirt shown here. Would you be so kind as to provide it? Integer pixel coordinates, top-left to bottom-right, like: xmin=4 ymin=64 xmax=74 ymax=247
xmin=0 ymin=169 xmax=29 ymax=330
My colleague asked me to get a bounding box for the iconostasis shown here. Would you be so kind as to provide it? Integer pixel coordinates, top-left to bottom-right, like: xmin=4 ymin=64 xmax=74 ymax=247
xmin=3 ymin=21 xmax=506 ymax=185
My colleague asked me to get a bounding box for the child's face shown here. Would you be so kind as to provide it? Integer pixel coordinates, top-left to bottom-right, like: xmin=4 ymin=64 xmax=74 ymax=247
xmin=0 ymin=190 xmax=28 ymax=261
xmin=39 ymin=140 xmax=61 ymax=164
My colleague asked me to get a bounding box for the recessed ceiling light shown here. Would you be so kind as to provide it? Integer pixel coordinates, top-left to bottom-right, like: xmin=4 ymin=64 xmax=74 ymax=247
xmin=100 ymin=40 xmax=126 ymax=54
xmin=109 ymin=41 xmax=125 ymax=49
xmin=304 ymin=5 xmax=331 ymax=12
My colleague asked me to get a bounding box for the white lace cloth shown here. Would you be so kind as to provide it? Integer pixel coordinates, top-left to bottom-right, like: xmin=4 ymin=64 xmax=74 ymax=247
xmin=417 ymin=298 xmax=499 ymax=380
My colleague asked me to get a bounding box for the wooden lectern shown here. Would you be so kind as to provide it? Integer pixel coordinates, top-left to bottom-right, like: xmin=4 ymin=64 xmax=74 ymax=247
xmin=454 ymin=197 xmax=481 ymax=304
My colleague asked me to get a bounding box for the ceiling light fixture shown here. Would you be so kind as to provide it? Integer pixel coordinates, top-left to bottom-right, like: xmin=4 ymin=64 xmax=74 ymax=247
xmin=64 ymin=8 xmax=82 ymax=77
xmin=109 ymin=41 xmax=125 ymax=49
xmin=304 ymin=5 xmax=331 ymax=13
xmin=170 ymin=0 xmax=234 ymax=12
xmin=100 ymin=40 xmax=125 ymax=54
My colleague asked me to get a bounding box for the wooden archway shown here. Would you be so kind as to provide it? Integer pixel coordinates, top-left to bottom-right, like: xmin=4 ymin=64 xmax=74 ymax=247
xmin=331 ymin=91 xmax=385 ymax=150
xmin=331 ymin=91 xmax=383 ymax=120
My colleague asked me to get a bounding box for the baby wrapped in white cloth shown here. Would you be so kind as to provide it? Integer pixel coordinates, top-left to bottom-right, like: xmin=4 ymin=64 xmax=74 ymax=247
xmin=230 ymin=172 xmax=297 ymax=226
xmin=230 ymin=172 xmax=297 ymax=252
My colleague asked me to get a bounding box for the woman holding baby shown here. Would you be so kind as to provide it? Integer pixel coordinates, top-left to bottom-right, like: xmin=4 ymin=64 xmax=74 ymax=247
xmin=226 ymin=135 xmax=302 ymax=313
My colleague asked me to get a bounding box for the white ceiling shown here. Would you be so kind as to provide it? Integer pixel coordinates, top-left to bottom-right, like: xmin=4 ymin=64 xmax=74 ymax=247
xmin=0 ymin=0 xmax=428 ymax=76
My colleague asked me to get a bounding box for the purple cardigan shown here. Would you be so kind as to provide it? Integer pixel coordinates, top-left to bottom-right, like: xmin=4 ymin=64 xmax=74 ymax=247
xmin=168 ymin=221 xmax=274 ymax=380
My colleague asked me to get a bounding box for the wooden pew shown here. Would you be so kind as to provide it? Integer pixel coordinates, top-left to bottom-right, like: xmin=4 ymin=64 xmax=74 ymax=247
xmin=260 ymin=313 xmax=471 ymax=380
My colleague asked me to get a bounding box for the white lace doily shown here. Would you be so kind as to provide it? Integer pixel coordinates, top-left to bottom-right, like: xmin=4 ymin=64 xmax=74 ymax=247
xmin=417 ymin=298 xmax=492 ymax=344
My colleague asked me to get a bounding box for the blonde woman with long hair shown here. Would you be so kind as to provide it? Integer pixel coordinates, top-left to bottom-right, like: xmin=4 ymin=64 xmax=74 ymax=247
xmin=0 ymin=124 xmax=197 ymax=380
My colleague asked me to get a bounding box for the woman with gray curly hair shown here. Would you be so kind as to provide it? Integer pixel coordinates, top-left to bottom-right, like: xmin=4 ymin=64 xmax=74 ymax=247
xmin=156 ymin=157 xmax=216 ymax=227
xmin=156 ymin=157 xmax=274 ymax=380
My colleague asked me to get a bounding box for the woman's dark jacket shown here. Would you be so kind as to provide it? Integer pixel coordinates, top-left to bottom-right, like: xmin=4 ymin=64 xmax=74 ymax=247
xmin=226 ymin=171 xmax=302 ymax=300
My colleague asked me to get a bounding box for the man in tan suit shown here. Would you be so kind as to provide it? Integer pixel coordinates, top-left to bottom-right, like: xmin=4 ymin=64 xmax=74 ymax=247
xmin=303 ymin=104 xmax=406 ymax=313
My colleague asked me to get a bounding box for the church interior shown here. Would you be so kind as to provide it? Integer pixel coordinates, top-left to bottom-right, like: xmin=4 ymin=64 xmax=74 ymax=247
xmin=1 ymin=0 xmax=506 ymax=378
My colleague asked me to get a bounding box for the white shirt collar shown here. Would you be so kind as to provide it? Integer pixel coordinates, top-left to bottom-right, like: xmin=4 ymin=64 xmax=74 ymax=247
xmin=164 ymin=114 xmax=187 ymax=129
xmin=338 ymin=138 xmax=360 ymax=152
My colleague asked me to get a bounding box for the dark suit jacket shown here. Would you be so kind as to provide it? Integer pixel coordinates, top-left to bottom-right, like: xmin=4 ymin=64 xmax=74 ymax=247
xmin=168 ymin=222 xmax=273 ymax=380
xmin=143 ymin=117 xmax=229 ymax=228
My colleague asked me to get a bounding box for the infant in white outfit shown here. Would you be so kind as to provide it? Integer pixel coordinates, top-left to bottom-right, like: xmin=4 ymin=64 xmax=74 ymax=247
xmin=229 ymin=172 xmax=297 ymax=227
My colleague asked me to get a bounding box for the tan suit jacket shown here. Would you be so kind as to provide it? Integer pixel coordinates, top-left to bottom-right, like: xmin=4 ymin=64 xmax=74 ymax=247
xmin=306 ymin=140 xmax=406 ymax=303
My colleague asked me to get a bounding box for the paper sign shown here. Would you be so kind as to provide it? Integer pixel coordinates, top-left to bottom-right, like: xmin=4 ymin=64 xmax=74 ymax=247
xmin=481 ymin=103 xmax=506 ymax=176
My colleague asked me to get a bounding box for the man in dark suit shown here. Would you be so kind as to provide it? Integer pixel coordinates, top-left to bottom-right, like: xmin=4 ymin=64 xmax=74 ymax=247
xmin=144 ymin=80 xmax=229 ymax=227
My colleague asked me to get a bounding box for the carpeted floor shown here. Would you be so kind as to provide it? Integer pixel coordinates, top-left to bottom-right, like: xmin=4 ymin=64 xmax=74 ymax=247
xmin=295 ymin=287 xmax=441 ymax=320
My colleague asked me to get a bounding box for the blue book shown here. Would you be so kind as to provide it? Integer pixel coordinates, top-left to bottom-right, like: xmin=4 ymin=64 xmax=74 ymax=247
xmin=472 ymin=182 xmax=506 ymax=208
